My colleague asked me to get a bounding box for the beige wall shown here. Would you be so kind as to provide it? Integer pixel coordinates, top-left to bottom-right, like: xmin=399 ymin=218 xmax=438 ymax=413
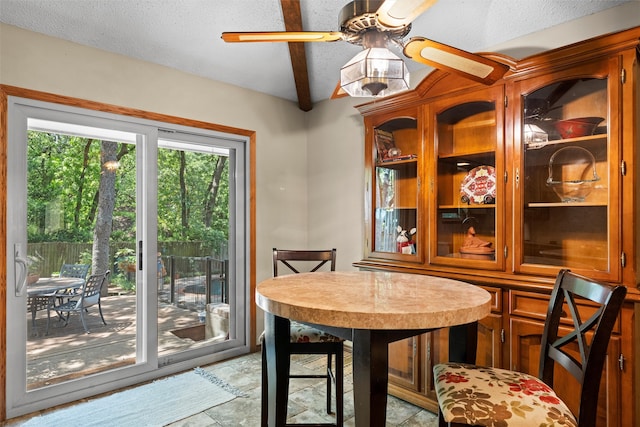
xmin=1 ymin=2 xmax=639 ymax=337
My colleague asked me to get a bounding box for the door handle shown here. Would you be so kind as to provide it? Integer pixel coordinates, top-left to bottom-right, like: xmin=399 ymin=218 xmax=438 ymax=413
xmin=15 ymin=243 xmax=29 ymax=296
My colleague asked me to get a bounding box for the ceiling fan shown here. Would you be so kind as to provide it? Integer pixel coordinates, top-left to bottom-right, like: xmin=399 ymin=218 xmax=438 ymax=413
xmin=222 ymin=0 xmax=510 ymax=100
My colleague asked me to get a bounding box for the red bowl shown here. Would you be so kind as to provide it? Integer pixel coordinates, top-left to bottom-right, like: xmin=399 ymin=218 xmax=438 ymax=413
xmin=553 ymin=117 xmax=604 ymax=139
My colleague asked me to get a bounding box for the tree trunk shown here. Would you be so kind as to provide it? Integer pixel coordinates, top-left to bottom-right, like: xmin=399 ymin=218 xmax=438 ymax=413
xmin=74 ymin=140 xmax=93 ymax=228
xmin=179 ymin=150 xmax=189 ymax=234
xmin=89 ymin=143 xmax=131 ymax=224
xmin=204 ymin=156 xmax=227 ymax=227
xmin=92 ymin=140 xmax=118 ymax=295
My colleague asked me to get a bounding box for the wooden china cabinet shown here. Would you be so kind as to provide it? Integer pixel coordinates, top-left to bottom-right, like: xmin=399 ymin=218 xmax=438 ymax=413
xmin=354 ymin=27 xmax=640 ymax=426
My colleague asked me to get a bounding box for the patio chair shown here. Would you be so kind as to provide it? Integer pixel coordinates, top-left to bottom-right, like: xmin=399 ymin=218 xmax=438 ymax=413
xmin=54 ymin=263 xmax=91 ymax=309
xmin=47 ymin=270 xmax=110 ymax=334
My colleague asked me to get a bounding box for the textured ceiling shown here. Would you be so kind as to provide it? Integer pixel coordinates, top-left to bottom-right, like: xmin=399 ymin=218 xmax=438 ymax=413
xmin=0 ymin=0 xmax=633 ymax=106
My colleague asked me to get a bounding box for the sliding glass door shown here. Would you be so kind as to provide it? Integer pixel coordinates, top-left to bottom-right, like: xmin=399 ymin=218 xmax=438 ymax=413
xmin=5 ymin=97 xmax=249 ymax=418
xmin=155 ymin=132 xmax=241 ymax=364
xmin=23 ymin=119 xmax=142 ymax=390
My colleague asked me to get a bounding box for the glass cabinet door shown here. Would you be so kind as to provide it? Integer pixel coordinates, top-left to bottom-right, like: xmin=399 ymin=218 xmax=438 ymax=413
xmin=516 ymin=61 xmax=618 ymax=280
xmin=430 ymin=87 xmax=504 ymax=269
xmin=369 ymin=112 xmax=422 ymax=261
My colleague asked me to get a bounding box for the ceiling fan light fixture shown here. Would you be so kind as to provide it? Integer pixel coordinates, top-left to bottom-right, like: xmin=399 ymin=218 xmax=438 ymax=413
xmin=340 ymin=47 xmax=409 ymax=97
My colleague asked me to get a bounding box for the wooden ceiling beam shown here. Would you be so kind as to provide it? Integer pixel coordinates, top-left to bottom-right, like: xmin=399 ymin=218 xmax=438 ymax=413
xmin=280 ymin=0 xmax=313 ymax=111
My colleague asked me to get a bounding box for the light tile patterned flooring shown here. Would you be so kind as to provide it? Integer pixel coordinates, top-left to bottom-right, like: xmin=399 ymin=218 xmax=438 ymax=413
xmin=166 ymin=350 xmax=438 ymax=426
xmin=8 ymin=350 xmax=438 ymax=426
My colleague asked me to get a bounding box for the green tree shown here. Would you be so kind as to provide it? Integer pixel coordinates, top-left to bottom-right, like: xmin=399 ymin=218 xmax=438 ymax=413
xmin=27 ymin=131 xmax=230 ymax=259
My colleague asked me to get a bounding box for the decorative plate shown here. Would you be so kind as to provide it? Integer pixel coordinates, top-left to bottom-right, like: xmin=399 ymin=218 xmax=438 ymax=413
xmin=460 ymin=165 xmax=497 ymax=204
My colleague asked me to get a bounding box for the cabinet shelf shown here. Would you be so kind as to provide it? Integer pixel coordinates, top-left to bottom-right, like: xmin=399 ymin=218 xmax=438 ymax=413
xmin=439 ymin=204 xmax=495 ymax=209
xmin=527 ymin=201 xmax=607 ymax=208
xmin=525 ymin=133 xmax=606 ymax=150
xmin=376 ymin=158 xmax=418 ymax=168
xmin=438 ymin=150 xmax=494 ymax=160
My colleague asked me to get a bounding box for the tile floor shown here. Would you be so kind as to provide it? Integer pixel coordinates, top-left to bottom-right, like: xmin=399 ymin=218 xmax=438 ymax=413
xmin=166 ymin=350 xmax=438 ymax=426
xmin=8 ymin=350 xmax=439 ymax=426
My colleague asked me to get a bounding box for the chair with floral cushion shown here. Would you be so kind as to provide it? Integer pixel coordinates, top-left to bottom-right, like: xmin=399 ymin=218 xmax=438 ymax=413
xmin=261 ymin=248 xmax=343 ymax=427
xmin=433 ymin=269 xmax=626 ymax=427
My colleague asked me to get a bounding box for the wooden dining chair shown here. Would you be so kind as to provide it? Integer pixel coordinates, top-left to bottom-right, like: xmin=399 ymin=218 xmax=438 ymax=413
xmin=432 ymin=269 xmax=627 ymax=427
xmin=261 ymin=248 xmax=343 ymax=427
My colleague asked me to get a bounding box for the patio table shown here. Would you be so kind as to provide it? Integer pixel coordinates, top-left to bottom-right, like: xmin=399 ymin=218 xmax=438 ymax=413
xmin=27 ymin=277 xmax=84 ymax=326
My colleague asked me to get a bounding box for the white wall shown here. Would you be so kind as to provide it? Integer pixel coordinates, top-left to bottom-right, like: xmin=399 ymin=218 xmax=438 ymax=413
xmin=305 ymin=95 xmax=365 ymax=271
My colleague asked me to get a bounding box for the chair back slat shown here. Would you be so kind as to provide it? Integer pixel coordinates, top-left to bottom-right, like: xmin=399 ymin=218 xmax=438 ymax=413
xmin=539 ymin=269 xmax=626 ymax=427
xmin=60 ymin=263 xmax=90 ymax=279
xmin=273 ymin=248 xmax=336 ymax=277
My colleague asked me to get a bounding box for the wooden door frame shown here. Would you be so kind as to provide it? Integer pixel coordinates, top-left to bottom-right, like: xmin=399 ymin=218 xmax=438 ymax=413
xmin=0 ymin=84 xmax=257 ymax=421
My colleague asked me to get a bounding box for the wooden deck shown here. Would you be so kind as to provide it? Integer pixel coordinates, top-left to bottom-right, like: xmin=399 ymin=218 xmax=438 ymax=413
xmin=26 ymin=289 xmax=214 ymax=389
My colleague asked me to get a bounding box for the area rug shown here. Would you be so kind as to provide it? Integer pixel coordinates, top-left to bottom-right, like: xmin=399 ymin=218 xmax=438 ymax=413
xmin=19 ymin=368 xmax=244 ymax=427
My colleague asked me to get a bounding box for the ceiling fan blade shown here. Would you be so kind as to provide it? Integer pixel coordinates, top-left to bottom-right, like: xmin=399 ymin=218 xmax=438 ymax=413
xmin=376 ymin=0 xmax=438 ymax=28
xmin=404 ymin=37 xmax=509 ymax=85
xmin=221 ymin=31 xmax=342 ymax=43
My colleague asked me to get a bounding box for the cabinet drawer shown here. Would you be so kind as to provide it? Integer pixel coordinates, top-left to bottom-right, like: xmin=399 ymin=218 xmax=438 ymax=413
xmin=509 ymin=290 xmax=621 ymax=334
xmin=481 ymin=286 xmax=502 ymax=313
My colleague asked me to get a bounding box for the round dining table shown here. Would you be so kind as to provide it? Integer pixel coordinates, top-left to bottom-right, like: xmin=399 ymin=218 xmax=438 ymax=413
xmin=256 ymin=270 xmax=492 ymax=427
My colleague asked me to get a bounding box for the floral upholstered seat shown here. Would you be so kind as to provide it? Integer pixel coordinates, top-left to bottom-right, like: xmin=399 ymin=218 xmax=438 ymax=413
xmin=433 ymin=362 xmax=577 ymax=427
xmin=289 ymin=320 xmax=343 ymax=343
xmin=432 ymin=269 xmax=627 ymax=427
xmin=259 ymin=321 xmax=342 ymax=345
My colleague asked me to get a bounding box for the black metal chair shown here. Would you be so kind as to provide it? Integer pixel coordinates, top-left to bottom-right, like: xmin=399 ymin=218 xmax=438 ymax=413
xmin=261 ymin=248 xmax=344 ymax=427
xmin=432 ymin=269 xmax=627 ymax=427
xmin=27 ymin=263 xmax=91 ymax=327
xmin=47 ymin=270 xmax=110 ymax=334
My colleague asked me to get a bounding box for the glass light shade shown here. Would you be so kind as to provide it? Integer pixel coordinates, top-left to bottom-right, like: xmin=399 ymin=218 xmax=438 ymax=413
xmin=523 ymin=123 xmax=548 ymax=145
xmin=340 ymin=47 xmax=410 ymax=97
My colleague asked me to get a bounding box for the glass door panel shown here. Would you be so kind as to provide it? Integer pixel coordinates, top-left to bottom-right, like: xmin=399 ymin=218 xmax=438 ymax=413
xmin=522 ymin=77 xmax=609 ymax=272
xmin=432 ymin=89 xmax=503 ymax=269
xmin=156 ymin=138 xmax=233 ymax=358
xmin=372 ymin=117 xmax=421 ymax=261
xmin=24 ymin=120 xmax=139 ymax=389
